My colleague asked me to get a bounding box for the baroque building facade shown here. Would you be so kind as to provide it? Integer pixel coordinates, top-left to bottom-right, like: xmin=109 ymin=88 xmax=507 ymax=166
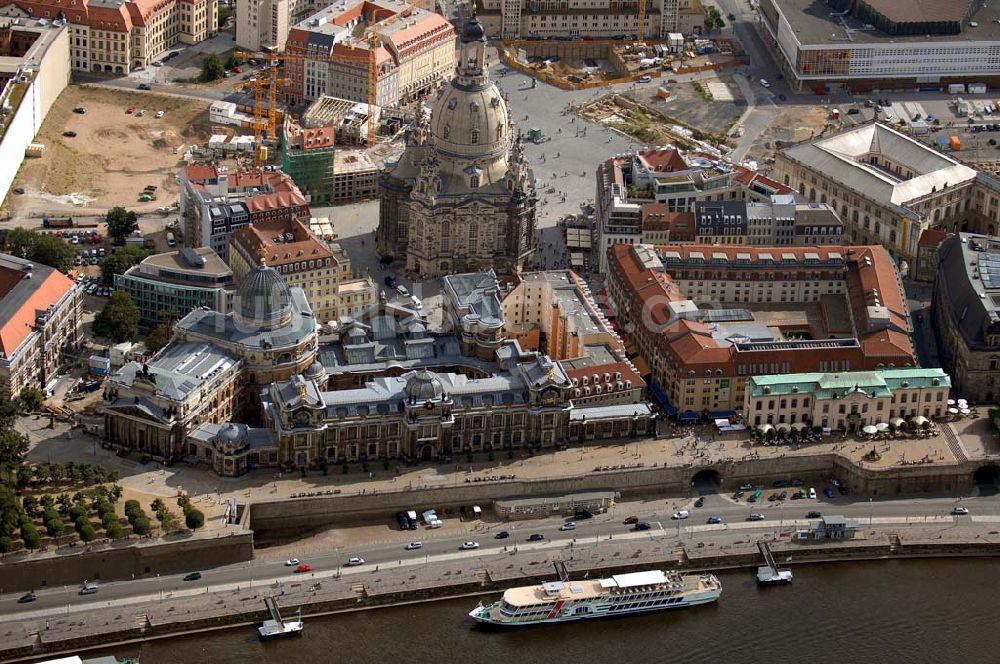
xmin=377 ymin=17 xmax=537 ymax=278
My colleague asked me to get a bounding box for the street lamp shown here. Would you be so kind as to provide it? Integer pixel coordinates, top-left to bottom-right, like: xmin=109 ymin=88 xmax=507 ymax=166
xmin=869 ymin=497 xmax=874 ymax=528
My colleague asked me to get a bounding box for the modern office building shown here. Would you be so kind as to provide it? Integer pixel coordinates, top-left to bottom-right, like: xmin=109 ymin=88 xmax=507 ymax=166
xmin=774 ymin=122 xmax=1000 ymax=275
xmin=1 ymin=0 xmax=217 ymax=73
xmin=281 ymin=0 xmax=455 ymax=107
xmin=744 ymin=368 xmax=952 ymax=431
xmin=378 ymin=18 xmax=537 ymax=278
xmin=178 ymin=164 xmax=311 ymax=261
xmin=114 ymin=247 xmax=235 ymax=327
xmin=477 ymin=0 xmax=704 ymax=40
xmin=0 ymin=253 xmax=82 ymax=397
xmin=757 ymin=0 xmax=1000 ymax=93
xmin=606 ymin=242 xmax=916 ymax=419
xmin=933 ymin=233 xmax=1000 ymax=404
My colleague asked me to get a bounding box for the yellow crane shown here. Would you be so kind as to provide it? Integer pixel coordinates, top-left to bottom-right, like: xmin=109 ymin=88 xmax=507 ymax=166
xmin=636 ymin=0 xmax=647 ymax=45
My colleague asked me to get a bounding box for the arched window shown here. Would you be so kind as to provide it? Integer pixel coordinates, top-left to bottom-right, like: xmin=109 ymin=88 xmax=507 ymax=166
xmin=441 ymin=220 xmax=450 ymax=252
xmin=471 ymin=128 xmax=480 ymax=144
xmin=874 ymin=221 xmax=881 ymax=235
xmin=863 ymin=215 xmax=870 ymax=229
xmin=443 ymin=125 xmax=450 ymax=139
xmin=889 ymin=229 xmax=896 ymax=244
xmin=469 ymin=222 xmax=479 ymax=244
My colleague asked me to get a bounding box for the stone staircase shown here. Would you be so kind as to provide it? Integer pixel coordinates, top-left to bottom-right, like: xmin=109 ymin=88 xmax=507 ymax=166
xmin=134 ymin=613 xmax=150 ymax=633
xmin=941 ymin=424 xmax=969 ymax=462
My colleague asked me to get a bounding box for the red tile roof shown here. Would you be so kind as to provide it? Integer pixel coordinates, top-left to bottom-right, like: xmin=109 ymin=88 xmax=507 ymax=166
xmin=231 ymin=218 xmax=333 ymax=269
xmin=639 ymin=148 xmax=688 ymax=173
xmin=0 ymin=264 xmax=75 ymax=358
xmin=184 ymin=164 xmax=219 ymax=182
xmin=918 ymin=228 xmax=950 ymax=249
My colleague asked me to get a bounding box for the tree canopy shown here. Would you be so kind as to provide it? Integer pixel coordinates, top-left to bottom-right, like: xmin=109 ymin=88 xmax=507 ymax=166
xmin=105 ymin=207 xmax=139 ymax=242
xmin=92 ymin=291 xmax=140 ymax=342
xmin=200 ymin=54 xmax=224 ymax=83
xmin=100 ymin=245 xmax=152 ymax=286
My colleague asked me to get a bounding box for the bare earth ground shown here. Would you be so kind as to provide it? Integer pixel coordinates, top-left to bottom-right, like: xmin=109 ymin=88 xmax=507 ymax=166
xmin=744 ymin=104 xmax=830 ymax=160
xmin=8 ymin=85 xmax=212 ymax=217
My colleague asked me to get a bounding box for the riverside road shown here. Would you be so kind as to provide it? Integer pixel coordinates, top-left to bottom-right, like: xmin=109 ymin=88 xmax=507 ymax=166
xmin=1 ymin=491 xmax=995 ymax=621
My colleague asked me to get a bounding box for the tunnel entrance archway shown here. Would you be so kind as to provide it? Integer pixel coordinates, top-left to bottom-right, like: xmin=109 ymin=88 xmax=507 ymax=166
xmin=691 ymin=469 xmax=722 ymax=493
xmin=974 ymin=465 xmax=1000 ymax=495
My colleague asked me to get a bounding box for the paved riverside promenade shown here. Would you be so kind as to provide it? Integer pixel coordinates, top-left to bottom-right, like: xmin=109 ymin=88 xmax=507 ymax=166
xmin=5 ymin=520 xmax=1000 ymax=661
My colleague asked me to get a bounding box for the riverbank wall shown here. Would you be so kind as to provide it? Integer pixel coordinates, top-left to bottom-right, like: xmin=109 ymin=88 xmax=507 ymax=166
xmin=247 ymin=453 xmax=979 ymax=539
xmin=5 ymin=530 xmax=1000 ymax=662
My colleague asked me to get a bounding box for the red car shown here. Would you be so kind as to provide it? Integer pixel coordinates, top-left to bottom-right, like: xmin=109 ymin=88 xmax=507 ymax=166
xmin=295 ymin=564 xmax=313 ymax=573
xmin=126 ymin=106 xmax=136 ymax=114
xmin=623 ymin=515 xmax=639 ymax=524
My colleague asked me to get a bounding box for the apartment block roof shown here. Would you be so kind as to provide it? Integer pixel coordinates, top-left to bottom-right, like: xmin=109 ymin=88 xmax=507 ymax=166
xmin=113 ymin=341 xmax=239 ymax=402
xmin=230 ymin=218 xmax=334 ymax=271
xmin=0 ymin=253 xmax=76 ymax=359
xmin=747 ymin=368 xmax=951 ymax=399
xmin=936 ymin=233 xmax=1000 ymax=350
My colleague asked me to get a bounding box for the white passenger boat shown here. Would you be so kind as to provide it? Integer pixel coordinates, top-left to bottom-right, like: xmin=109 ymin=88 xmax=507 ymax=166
xmin=756 ymin=566 xmax=793 ymax=585
xmin=257 ymin=596 xmax=303 ymax=640
xmin=469 ymin=570 xmax=721 ymax=627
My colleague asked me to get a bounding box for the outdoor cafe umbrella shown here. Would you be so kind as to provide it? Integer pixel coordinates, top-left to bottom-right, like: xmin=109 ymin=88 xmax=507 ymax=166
xmin=948 ymin=407 xmax=959 ymax=415
xmin=947 ymin=399 xmax=956 ymax=406
xmin=960 ymin=408 xmax=971 ymax=416
xmin=862 ymin=424 xmax=878 ymax=435
xmin=875 ymin=422 xmax=889 ymax=432
xmin=890 ymin=417 xmax=906 ymax=428
xmin=911 ymin=415 xmax=929 ymax=427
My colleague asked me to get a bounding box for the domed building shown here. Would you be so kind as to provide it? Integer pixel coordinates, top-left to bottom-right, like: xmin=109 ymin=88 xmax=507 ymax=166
xmin=377 ymin=17 xmax=537 ymax=278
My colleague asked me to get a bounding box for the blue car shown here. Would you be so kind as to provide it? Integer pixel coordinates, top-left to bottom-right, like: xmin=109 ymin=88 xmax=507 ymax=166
xmin=823 ymin=487 xmax=835 ymax=499
xmin=707 ymin=516 xmax=722 ymax=524
xmin=383 ymin=276 xmax=397 ymax=289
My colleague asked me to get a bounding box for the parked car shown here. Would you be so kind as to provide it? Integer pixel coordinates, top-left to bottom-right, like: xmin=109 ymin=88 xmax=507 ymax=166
xmin=63 ymin=131 xmax=77 ymax=138
xmin=73 ymin=107 xmax=86 ymax=114
xmin=346 ymin=557 xmax=365 ymax=566
xmin=672 ymin=510 xmax=690 ymax=520
xmin=732 ymin=491 xmax=744 ymax=500
xmin=396 ymin=284 xmax=410 ymax=297
xmin=790 ymin=478 xmax=804 ymax=487
xmin=952 ymin=506 xmax=970 ymax=515
xmin=155 ymin=110 xmax=165 ymax=118
xmin=747 ymin=513 xmax=765 ymax=521
xmin=527 ymin=533 xmax=545 ymax=542
xmin=823 ymin=487 xmax=835 ymax=499
xmin=759 ymin=78 xmax=770 ymax=88
xmin=633 ymin=521 xmax=652 ymax=531
xmin=384 ymin=276 xmax=397 ymax=289
xmin=739 ymin=484 xmax=754 ymax=491
xmin=772 ymin=480 xmax=789 ymax=488
xmin=126 ymin=106 xmax=136 ymax=114
xmin=138 ymin=83 xmax=151 ymax=90
xmin=623 ymin=515 xmax=639 ymax=524
xmin=806 ymin=511 xmax=822 ymax=519
xmin=494 ymin=530 xmax=510 ymax=539
xmin=79 ymin=582 xmax=99 ymax=595
xmin=574 ymin=509 xmax=594 ymax=520
xmin=17 ymin=592 xmax=37 ymax=603
xmin=460 ymin=541 xmax=480 ymax=550
xmin=295 ymin=564 xmax=313 ymax=573
xmin=638 ymin=75 xmax=651 ymax=83
xmin=707 ymin=516 xmax=722 ymax=524
xmin=183 ymin=572 xmax=202 ymax=581
xmin=809 ymin=487 xmax=818 ymax=499
xmin=694 ymin=496 xmax=705 ymax=508
xmin=285 ymin=558 xmax=300 ymax=566
xmin=559 ymin=521 xmax=577 ymax=531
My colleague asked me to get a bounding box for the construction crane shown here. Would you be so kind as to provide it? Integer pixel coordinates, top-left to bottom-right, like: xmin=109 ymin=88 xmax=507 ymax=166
xmin=236 ymin=32 xmax=384 ymax=150
xmin=636 ymin=0 xmax=647 ymax=46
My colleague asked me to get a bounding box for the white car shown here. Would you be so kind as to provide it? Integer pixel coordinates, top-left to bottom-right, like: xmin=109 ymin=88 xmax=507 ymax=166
xmin=460 ymin=541 xmax=480 ymax=550
xmin=284 ymin=558 xmax=300 ymax=566
xmin=396 ymin=284 xmax=410 ymax=297
xmin=346 ymin=557 xmax=365 ymax=566
xmin=559 ymin=521 xmax=577 ymax=531
xmin=155 ymin=110 xmax=164 ymax=118
xmin=638 ymin=75 xmax=652 ymax=83
xmin=404 ymin=541 xmax=423 ymax=550
xmin=809 ymin=487 xmax=817 ymax=499
xmin=952 ymin=506 xmax=970 ymax=515
xmin=759 ymin=78 xmax=770 ymax=88
xmin=672 ymin=510 xmax=690 ymax=520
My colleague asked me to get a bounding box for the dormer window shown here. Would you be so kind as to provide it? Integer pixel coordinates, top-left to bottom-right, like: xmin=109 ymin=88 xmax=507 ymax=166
xmin=448 ymin=97 xmax=457 ymax=110
xmin=470 ymin=101 xmax=479 ymax=112
xmin=443 ymin=125 xmax=450 ymax=139
xmin=470 ymin=173 xmax=480 ymax=188
xmin=471 ymin=128 xmax=479 ymax=144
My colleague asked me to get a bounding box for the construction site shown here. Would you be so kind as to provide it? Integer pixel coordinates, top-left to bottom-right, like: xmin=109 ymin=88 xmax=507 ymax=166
xmin=499 ymin=35 xmax=741 ymax=90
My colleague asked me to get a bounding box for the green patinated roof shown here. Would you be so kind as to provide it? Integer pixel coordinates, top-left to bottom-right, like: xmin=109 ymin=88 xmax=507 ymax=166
xmin=747 ymin=368 xmax=950 ymax=400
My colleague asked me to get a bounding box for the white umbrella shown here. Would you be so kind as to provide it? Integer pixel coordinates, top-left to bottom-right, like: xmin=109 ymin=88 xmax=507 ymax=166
xmin=947 ymin=399 xmax=956 ymax=406
xmin=948 ymin=407 xmax=959 ymax=415
xmin=957 ymin=399 xmax=968 ymax=406
xmin=875 ymin=422 xmax=889 ymax=432
xmin=890 ymin=417 xmax=906 ymax=428
xmin=911 ymin=415 xmax=929 ymax=427
xmin=862 ymin=425 xmax=878 ymax=435
xmin=960 ymin=408 xmax=971 ymax=416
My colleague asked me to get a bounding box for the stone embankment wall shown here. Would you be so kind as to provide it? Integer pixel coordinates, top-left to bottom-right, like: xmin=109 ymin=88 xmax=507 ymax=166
xmin=0 ymin=533 xmax=254 ymax=592
xmin=248 ymin=454 xmax=978 ymax=538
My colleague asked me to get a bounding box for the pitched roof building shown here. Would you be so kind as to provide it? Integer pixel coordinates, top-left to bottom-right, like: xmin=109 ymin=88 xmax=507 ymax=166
xmin=0 ymin=253 xmax=82 ymax=397
xmin=606 ymin=242 xmax=916 ymax=419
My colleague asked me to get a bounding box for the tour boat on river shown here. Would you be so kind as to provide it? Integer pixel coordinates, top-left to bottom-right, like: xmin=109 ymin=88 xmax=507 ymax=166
xmin=469 ymin=569 xmax=721 ymax=627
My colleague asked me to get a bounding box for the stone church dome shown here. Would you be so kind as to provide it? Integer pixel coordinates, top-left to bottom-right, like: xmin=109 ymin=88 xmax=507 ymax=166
xmin=234 ymin=263 xmax=293 ymax=328
xmin=428 ymin=17 xmax=510 ymax=163
xmin=404 ymin=369 xmax=445 ymax=402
